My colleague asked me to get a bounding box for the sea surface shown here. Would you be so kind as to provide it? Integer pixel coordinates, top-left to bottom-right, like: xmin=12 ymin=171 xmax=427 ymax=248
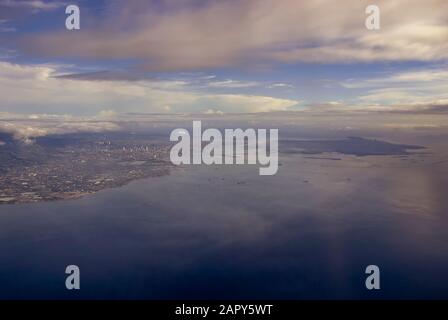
xmin=1 ymin=148 xmax=448 ymax=299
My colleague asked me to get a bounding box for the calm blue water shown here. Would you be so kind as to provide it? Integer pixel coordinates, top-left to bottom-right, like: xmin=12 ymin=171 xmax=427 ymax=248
xmin=0 ymin=154 xmax=448 ymax=299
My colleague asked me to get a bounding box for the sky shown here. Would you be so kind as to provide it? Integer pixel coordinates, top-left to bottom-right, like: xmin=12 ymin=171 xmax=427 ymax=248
xmin=0 ymin=0 xmax=448 ymax=119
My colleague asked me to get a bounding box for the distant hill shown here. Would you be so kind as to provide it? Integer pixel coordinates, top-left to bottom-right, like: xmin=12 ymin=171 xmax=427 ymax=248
xmin=280 ymin=137 xmax=425 ymax=156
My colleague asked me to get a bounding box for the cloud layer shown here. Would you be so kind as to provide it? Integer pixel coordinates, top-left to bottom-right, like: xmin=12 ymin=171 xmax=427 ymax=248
xmin=14 ymin=0 xmax=448 ymax=70
xmin=0 ymin=61 xmax=299 ymax=115
xmin=1 ymin=0 xmax=448 ymax=117
xmin=0 ymin=117 xmax=121 ymax=144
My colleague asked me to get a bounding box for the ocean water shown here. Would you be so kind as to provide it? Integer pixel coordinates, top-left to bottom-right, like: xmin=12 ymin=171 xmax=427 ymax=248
xmin=0 ymin=151 xmax=448 ymax=299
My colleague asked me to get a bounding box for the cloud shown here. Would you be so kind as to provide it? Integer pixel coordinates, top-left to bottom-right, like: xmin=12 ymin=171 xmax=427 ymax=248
xmin=0 ymin=61 xmax=299 ymax=115
xmin=267 ymin=83 xmax=294 ymax=89
xmin=203 ymin=109 xmax=224 ymax=115
xmin=343 ymin=69 xmax=448 ymax=89
xmin=348 ymin=67 xmax=448 ymax=106
xmin=97 ymin=109 xmax=117 ymax=119
xmin=0 ymin=26 xmax=15 ymax=32
xmin=196 ymin=94 xmax=297 ymax=113
xmin=207 ymin=79 xmax=259 ymax=88
xmin=55 ymin=71 xmax=150 ymax=82
xmin=0 ymin=0 xmax=66 ymax=11
xmin=0 ymin=116 xmax=121 ymax=144
xmin=0 ymin=47 xmax=17 ymax=59
xmin=0 ymin=19 xmax=16 ymax=32
xmin=14 ymin=0 xmax=448 ymax=70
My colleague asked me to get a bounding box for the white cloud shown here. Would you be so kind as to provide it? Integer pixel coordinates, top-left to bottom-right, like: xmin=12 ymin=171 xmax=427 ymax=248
xmin=207 ymin=79 xmax=259 ymax=88
xmin=0 ymin=61 xmax=299 ymax=115
xmin=0 ymin=19 xmax=16 ymax=32
xmin=0 ymin=118 xmax=121 ymax=144
xmin=267 ymin=83 xmax=294 ymax=89
xmin=0 ymin=0 xmax=66 ymax=11
xmin=203 ymin=109 xmax=224 ymax=115
xmin=337 ymin=66 xmax=448 ymax=107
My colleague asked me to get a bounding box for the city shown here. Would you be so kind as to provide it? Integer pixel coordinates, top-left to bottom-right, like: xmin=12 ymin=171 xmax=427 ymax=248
xmin=0 ymin=132 xmax=173 ymax=204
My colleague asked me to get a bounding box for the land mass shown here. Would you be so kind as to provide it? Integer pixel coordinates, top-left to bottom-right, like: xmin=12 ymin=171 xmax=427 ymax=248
xmin=280 ymin=137 xmax=425 ymax=156
xmin=0 ymin=132 xmax=173 ymax=204
xmin=0 ymin=134 xmax=426 ymax=204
